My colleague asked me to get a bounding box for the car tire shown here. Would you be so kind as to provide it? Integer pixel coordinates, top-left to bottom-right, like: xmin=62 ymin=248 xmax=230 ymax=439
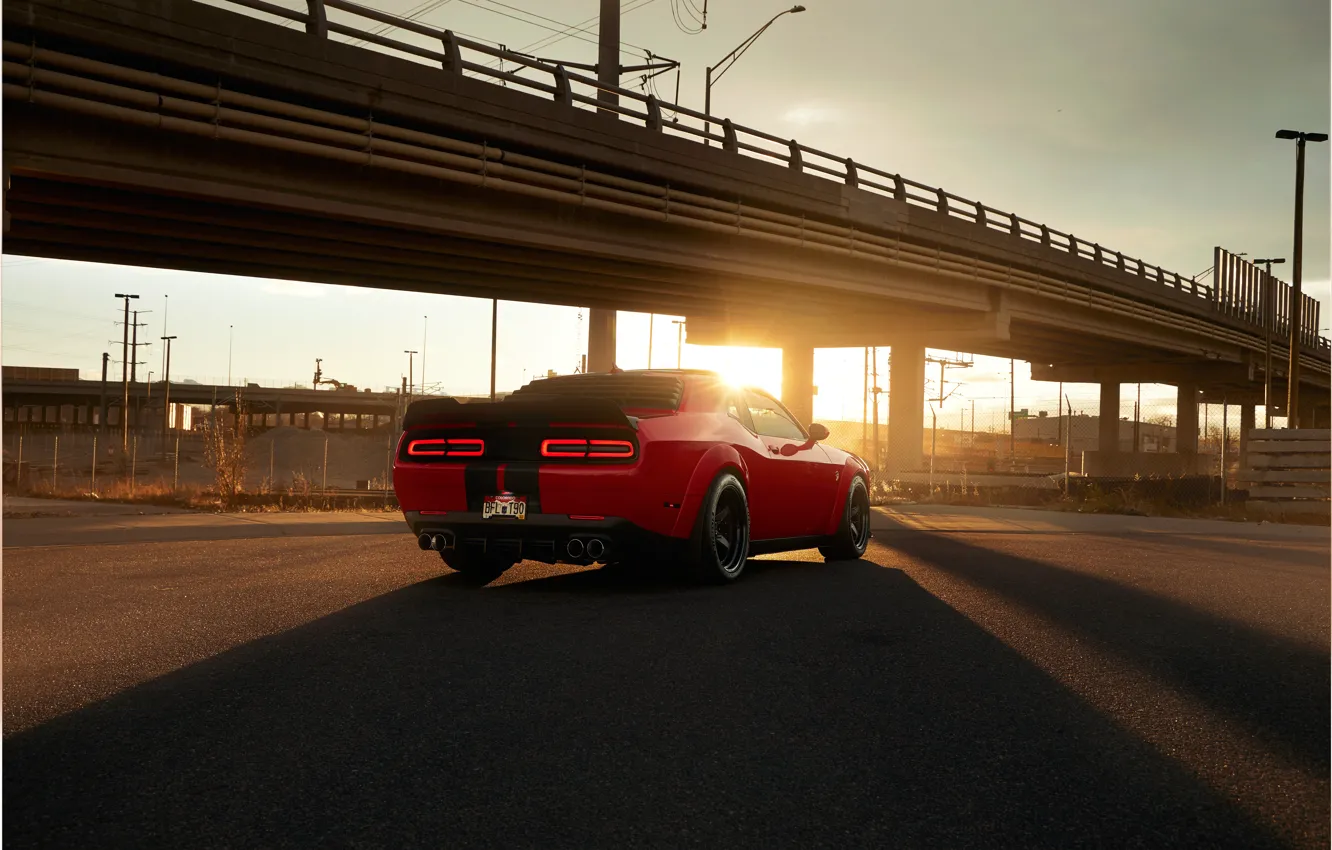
xmin=439 ymin=549 xmax=513 ymax=583
xmin=820 ymin=475 xmax=871 ymax=561
xmin=686 ymin=471 xmax=751 ymax=584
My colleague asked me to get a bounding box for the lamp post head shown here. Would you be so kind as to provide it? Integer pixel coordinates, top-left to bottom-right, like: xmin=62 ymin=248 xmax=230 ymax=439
xmin=1253 ymin=258 xmax=1286 ymax=265
xmin=1275 ymin=129 xmax=1299 ymax=140
xmin=790 ymin=5 xmax=806 ymax=11
xmin=1307 ymin=133 xmax=1329 ymax=143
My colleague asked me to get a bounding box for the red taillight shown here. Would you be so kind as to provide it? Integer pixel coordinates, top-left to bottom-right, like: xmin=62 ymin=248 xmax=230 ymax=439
xmin=447 ymin=438 xmax=485 ymax=457
xmin=539 ymin=438 xmax=634 ymax=458
xmin=541 ymin=439 xmax=588 ymax=457
xmin=407 ymin=438 xmax=484 ymax=458
xmin=407 ymin=439 xmax=448 ymax=456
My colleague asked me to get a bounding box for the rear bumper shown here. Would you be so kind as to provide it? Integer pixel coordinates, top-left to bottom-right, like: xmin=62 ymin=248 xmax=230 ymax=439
xmin=404 ymin=511 xmax=677 ymax=565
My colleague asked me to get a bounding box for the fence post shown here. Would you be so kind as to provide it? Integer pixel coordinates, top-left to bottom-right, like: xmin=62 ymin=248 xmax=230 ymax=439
xmin=721 ymin=119 xmax=738 ymax=154
xmin=270 ymin=441 xmax=275 ymax=491
xmin=787 ymin=140 xmax=802 ymax=171
xmin=173 ymin=432 xmax=180 ymax=493
xmin=554 ymin=65 xmax=574 ymax=107
xmin=16 ymin=434 xmax=23 ymax=494
xmin=304 ymin=0 xmax=327 ymax=37
xmin=53 ymin=435 xmax=59 ymax=492
xmin=440 ymin=30 xmax=463 ymax=75
xmin=323 ymin=433 xmax=329 ymax=490
xmin=131 ymin=436 xmax=138 ymax=498
xmin=91 ymin=435 xmax=97 ymax=494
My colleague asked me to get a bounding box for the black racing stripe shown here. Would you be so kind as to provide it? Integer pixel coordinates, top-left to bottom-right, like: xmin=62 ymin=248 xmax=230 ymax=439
xmin=501 ymin=462 xmax=543 ymax=514
xmin=463 ymin=462 xmax=502 ymax=513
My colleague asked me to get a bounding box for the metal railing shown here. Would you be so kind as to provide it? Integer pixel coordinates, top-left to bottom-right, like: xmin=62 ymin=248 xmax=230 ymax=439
xmin=194 ymin=0 xmax=1330 ymax=351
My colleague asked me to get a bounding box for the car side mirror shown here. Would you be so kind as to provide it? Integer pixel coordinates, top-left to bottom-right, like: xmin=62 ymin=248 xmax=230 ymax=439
xmin=809 ymin=423 xmax=830 ymax=441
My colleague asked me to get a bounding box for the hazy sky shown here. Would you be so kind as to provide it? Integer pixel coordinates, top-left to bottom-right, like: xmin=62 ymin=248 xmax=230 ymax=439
xmin=2 ymin=0 xmax=1328 ymax=422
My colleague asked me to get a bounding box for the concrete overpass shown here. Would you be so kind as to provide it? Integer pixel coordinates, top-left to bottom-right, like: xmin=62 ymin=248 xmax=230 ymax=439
xmin=2 ymin=0 xmax=1328 ymax=472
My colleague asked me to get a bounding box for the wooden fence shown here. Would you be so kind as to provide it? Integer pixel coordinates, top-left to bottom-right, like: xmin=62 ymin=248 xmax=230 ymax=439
xmin=1241 ymin=429 xmax=1330 ymax=520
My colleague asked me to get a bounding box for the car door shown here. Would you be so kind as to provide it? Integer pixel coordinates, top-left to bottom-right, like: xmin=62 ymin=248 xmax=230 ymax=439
xmin=742 ymin=389 xmax=824 ymax=538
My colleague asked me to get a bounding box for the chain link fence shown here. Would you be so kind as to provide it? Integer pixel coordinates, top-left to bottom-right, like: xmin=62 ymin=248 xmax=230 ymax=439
xmin=810 ymin=348 xmax=1283 ymax=510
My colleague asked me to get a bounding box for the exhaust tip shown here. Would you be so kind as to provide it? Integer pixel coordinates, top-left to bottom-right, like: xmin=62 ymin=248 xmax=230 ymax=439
xmin=431 ymin=533 xmax=452 ymax=551
xmin=566 ymin=538 xmax=585 ymax=558
xmin=586 ymin=538 xmax=605 ymax=560
xmin=418 ymin=533 xmax=434 ymax=550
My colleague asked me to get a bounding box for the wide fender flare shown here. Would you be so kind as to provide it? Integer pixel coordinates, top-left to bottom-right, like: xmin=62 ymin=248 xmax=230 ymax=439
xmin=822 ymin=457 xmax=870 ymax=536
xmin=669 ymin=444 xmax=748 ymax=538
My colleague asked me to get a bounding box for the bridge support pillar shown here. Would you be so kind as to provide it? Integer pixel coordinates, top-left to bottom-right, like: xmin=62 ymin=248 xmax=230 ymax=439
xmin=888 ymin=342 xmax=925 ymax=474
xmin=780 ymin=344 xmax=815 ymax=431
xmin=587 ymin=309 xmax=616 ymax=372
xmin=1099 ymin=383 xmax=1120 ymax=453
xmin=1239 ymin=403 xmax=1255 ymax=471
xmin=1176 ymin=382 xmax=1199 ymax=467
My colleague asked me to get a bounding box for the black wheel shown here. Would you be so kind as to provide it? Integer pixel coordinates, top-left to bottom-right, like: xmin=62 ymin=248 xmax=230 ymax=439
xmin=686 ymin=472 xmax=750 ymax=584
xmin=439 ymin=549 xmax=513 ymax=583
xmin=820 ymin=476 xmax=871 ymax=561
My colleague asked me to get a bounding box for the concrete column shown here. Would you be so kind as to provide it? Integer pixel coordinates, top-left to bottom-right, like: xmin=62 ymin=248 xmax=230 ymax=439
xmin=1176 ymin=382 xmax=1199 ymax=463
xmin=1099 ymin=383 xmax=1120 ymax=453
xmin=1239 ymin=403 xmax=1255 ymax=471
xmin=357 ymin=413 xmax=364 ymax=430
xmin=780 ymin=344 xmax=815 ymax=429
xmin=888 ymin=342 xmax=925 ymax=474
xmin=587 ymin=309 xmax=616 ymax=373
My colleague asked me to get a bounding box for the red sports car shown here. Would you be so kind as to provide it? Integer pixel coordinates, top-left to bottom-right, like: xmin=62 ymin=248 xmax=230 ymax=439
xmin=393 ymin=369 xmax=872 ymax=583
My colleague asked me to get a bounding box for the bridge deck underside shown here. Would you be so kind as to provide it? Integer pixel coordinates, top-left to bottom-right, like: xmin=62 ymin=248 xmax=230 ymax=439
xmin=4 ymin=107 xmax=1328 ymax=395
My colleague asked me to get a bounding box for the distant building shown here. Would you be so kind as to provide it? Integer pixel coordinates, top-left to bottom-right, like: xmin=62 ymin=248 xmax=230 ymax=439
xmin=3 ymin=365 xmax=80 ymax=381
xmin=1013 ymin=414 xmax=1176 ymax=454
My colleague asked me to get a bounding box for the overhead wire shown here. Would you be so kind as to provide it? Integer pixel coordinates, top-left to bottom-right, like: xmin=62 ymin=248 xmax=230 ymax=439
xmin=479 ymin=0 xmax=659 ymax=70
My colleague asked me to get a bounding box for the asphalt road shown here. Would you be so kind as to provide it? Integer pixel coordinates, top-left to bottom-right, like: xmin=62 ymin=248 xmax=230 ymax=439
xmin=3 ymin=508 xmax=1327 ymax=849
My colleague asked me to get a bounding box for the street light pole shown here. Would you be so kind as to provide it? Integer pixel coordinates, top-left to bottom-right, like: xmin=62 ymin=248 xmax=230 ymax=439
xmin=1275 ymin=129 xmax=1328 ymax=428
xmin=1253 ymin=257 xmax=1286 ymax=427
xmin=704 ymin=5 xmax=806 ymax=145
xmin=672 ymin=319 xmax=686 ymax=368
xmin=161 ymin=335 xmax=176 ymax=457
xmin=422 ymin=315 xmax=428 ymax=395
xmin=227 ymin=324 xmax=234 ymax=387
xmin=647 ymin=313 xmax=654 ymax=369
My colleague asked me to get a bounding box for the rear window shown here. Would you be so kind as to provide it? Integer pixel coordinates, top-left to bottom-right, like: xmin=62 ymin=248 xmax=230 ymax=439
xmin=508 ymin=374 xmax=684 ymax=410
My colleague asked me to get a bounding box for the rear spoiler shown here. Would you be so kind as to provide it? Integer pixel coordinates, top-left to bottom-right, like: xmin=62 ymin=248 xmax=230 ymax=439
xmin=402 ymin=396 xmax=639 ymax=431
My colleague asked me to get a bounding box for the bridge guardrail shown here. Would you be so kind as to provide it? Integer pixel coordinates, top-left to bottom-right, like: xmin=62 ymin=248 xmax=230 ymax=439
xmin=201 ymin=0 xmax=1330 ymax=354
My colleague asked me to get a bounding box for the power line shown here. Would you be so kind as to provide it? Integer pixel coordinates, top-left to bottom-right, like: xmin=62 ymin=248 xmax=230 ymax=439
xmin=480 ymin=0 xmax=658 ymax=70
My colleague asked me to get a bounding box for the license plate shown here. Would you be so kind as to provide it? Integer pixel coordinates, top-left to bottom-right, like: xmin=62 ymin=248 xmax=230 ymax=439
xmin=482 ymin=493 xmax=527 ymax=520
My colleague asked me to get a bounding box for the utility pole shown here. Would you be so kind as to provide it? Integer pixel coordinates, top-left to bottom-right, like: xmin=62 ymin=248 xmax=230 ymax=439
xmin=870 ymin=347 xmax=881 ymax=473
xmin=647 ymin=313 xmax=654 ymax=369
xmin=587 ymin=0 xmax=622 ymax=372
xmin=228 ymin=324 xmax=234 ymax=387
xmin=130 ymin=309 xmax=151 ymax=383
xmin=160 ymin=294 xmax=169 ymax=384
xmin=114 ymin=293 xmax=138 ymax=451
xmin=404 ymin=350 xmax=418 ymax=397
xmin=131 ymin=309 xmax=151 ymax=443
xmin=1009 ymin=358 xmax=1016 ymax=459
xmin=1275 ymin=129 xmax=1328 ymax=428
xmin=99 ymin=352 xmax=109 ymax=440
xmin=162 ymin=336 xmax=177 ymax=457
xmin=862 ymin=347 xmax=869 ymax=450
xmin=1134 ymin=383 xmax=1141 ymax=453
xmin=490 ymin=300 xmax=498 ymax=400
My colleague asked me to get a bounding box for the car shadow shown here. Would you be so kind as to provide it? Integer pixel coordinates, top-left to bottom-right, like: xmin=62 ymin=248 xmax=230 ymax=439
xmin=4 ymin=557 xmax=1293 ymax=849
xmin=878 ymin=529 xmax=1330 ymax=779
